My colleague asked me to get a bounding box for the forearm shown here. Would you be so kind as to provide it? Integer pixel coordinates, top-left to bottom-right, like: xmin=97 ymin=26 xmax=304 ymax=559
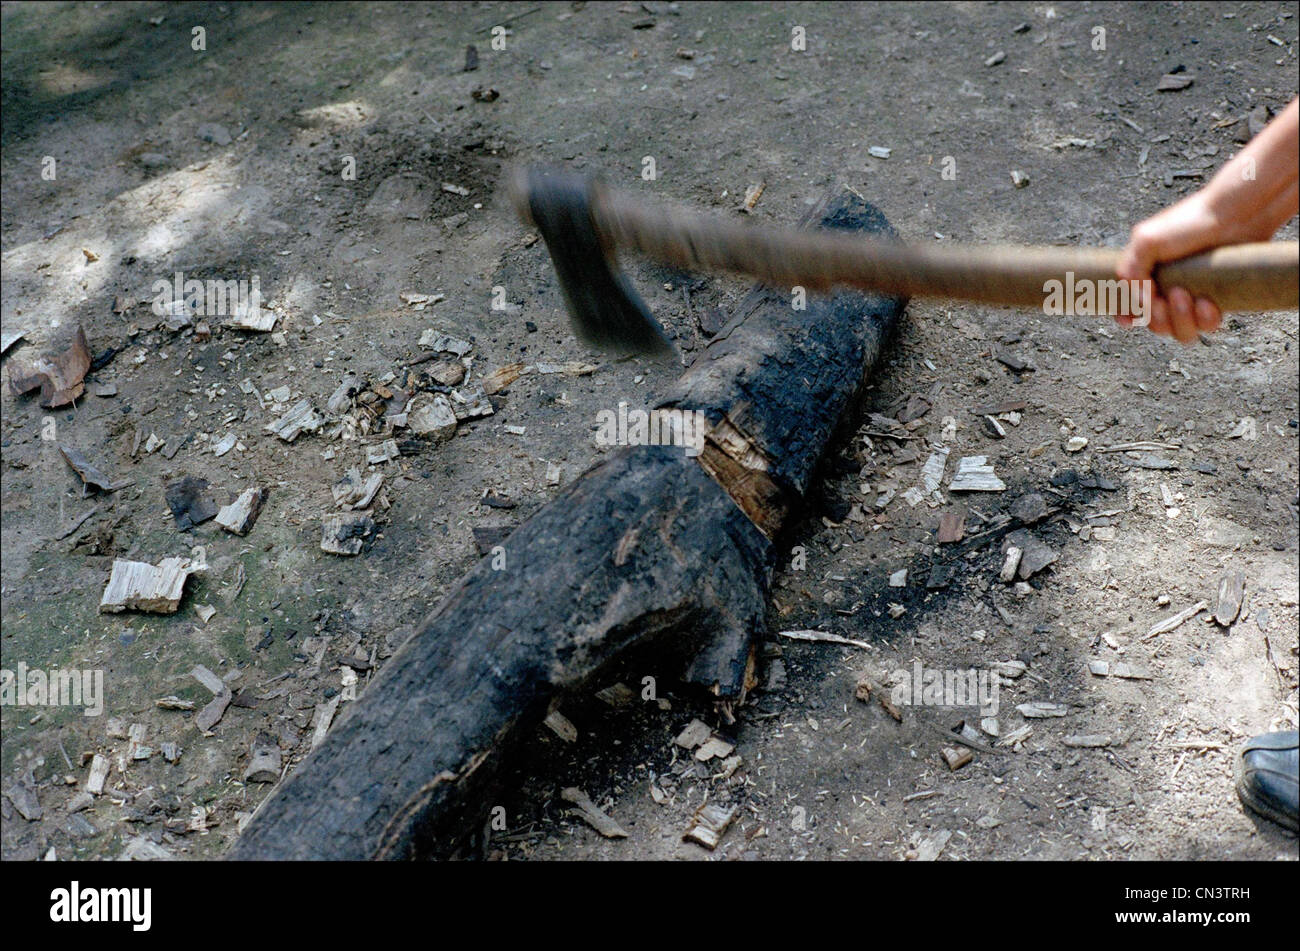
xmin=1203 ymin=99 xmax=1300 ymax=241
xmin=1115 ymin=97 xmax=1298 ymax=342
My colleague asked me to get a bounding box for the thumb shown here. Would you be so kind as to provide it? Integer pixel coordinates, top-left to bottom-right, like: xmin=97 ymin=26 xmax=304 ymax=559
xmin=1117 ymin=223 xmax=1162 ymax=282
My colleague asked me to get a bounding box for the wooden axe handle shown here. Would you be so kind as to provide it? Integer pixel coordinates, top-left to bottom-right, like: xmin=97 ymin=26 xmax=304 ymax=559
xmin=598 ymin=186 xmax=1300 ymax=312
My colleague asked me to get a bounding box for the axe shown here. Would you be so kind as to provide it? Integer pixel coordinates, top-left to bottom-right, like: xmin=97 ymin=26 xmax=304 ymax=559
xmin=509 ymin=165 xmax=1300 ymax=357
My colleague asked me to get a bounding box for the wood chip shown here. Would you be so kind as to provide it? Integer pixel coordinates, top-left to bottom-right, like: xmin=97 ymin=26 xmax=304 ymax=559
xmin=320 ymin=512 xmax=375 ymax=555
xmin=196 ymin=690 xmax=231 ymax=732
xmin=265 ymin=399 xmax=325 ymax=441
xmin=60 ymin=445 xmax=131 ymax=492
xmin=674 ymin=718 xmax=712 ymax=750
xmin=1016 ymin=701 xmax=1069 ymax=718
xmin=994 ymin=349 xmax=1032 ymax=372
xmin=971 ymin=399 xmax=1027 ymax=416
xmin=332 ymin=469 xmax=383 ymax=509
xmin=913 ymin=829 xmax=951 ymax=861
xmin=695 ymin=735 xmax=736 ymax=761
xmin=777 ymin=629 xmax=872 ymax=650
xmin=5 ymin=779 xmax=42 ymax=820
xmin=942 ymin=747 xmax=973 ymax=770
xmin=471 ymin=525 xmax=511 ymax=556
xmin=996 ymin=725 xmax=1033 ymax=747
xmin=854 ymin=672 xmax=875 ymax=702
xmin=99 ymin=558 xmax=198 ymax=613
xmin=211 ymin=432 xmax=237 ymax=457
xmin=949 ymin=455 xmax=1006 ymax=491
xmin=0 ymin=328 xmax=25 ymax=354
xmin=155 ymin=696 xmax=195 ymax=710
xmin=450 ymin=384 xmax=494 ymax=420
xmin=224 ymin=300 xmax=277 ymax=332
xmin=1142 ymin=600 xmax=1208 ymax=640
xmin=683 ymin=802 xmax=737 ymax=850
xmin=937 ymin=511 xmax=965 ymax=544
xmin=366 ymin=439 xmax=400 ymax=465
xmin=326 ymin=375 xmax=361 ymax=414
xmin=595 ymin=682 xmax=636 ymax=707
xmin=993 ymin=660 xmax=1027 ymax=679
xmin=56 ymin=505 xmax=99 ymax=540
xmin=1213 ymin=571 xmax=1245 ymax=626
xmin=999 ymin=546 xmax=1023 ymax=582
xmin=85 ymin=754 xmax=110 ymax=795
xmin=7 ymin=324 xmax=91 ymax=407
xmin=311 ymin=696 xmax=341 ymax=747
xmin=191 ymin=665 xmax=226 ymax=695
xmin=543 ymin=709 xmax=578 ymax=743
xmin=408 ymin=396 xmax=458 ymax=442
xmin=243 ymin=736 xmax=283 ymax=783
xmin=561 ymin=787 xmax=627 ymax=838
xmin=400 ymin=292 xmax=447 ymax=311
xmin=1227 ymin=417 xmax=1257 ymax=441
xmin=1088 ymin=660 xmax=1151 ymax=679
xmin=165 ymin=475 xmax=218 ymax=531
xmin=921 ymin=450 xmax=948 ymax=493
xmin=481 ymin=362 xmax=526 ymax=395
xmin=1157 ymin=72 xmax=1194 ymax=91
xmin=1004 ymin=531 xmax=1057 ymax=579
xmin=417 ymin=329 xmax=471 ymax=353
xmin=117 ymin=836 xmax=174 ymax=861
xmin=216 ymin=487 xmax=266 ymax=535
xmin=1096 ymin=440 xmax=1180 ymax=453
xmin=532 ymin=361 xmax=598 ymax=376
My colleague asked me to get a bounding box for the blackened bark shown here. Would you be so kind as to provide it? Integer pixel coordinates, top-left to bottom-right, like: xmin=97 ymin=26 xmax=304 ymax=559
xmin=228 ymin=188 xmax=904 ymax=860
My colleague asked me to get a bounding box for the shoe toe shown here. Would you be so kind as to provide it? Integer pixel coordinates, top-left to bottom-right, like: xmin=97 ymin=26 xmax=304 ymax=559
xmin=1237 ymin=731 xmax=1299 ymax=832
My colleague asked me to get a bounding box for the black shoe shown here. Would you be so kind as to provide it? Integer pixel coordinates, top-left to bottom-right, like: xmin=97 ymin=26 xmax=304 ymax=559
xmin=1235 ymin=730 xmax=1299 ymax=832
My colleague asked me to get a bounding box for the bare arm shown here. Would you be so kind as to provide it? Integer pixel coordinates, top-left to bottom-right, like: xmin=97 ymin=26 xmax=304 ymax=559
xmin=1117 ymin=97 xmax=1299 ymax=343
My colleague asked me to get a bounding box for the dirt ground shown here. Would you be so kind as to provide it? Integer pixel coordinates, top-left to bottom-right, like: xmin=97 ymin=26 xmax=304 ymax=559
xmin=1 ymin=1 xmax=1296 ymax=862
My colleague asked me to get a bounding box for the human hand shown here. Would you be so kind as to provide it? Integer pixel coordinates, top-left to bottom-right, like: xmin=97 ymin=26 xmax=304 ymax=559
xmin=1115 ymin=191 xmax=1229 ymax=343
xmin=1115 ymin=98 xmax=1299 ymax=345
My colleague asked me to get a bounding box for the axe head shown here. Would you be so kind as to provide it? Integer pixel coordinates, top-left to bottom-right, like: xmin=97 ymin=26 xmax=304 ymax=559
xmin=510 ymin=166 xmax=675 ymax=359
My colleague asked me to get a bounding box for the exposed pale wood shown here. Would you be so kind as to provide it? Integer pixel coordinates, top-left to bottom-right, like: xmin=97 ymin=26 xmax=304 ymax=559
xmin=777 ymin=628 xmax=873 ymax=651
xmin=543 ymin=709 xmax=578 ymax=743
xmin=1214 ymin=571 xmax=1245 ymax=626
xmin=265 ymin=399 xmax=324 ymax=441
xmin=683 ymin=802 xmax=737 ymax=850
xmin=85 ymin=754 xmax=110 ymax=796
xmin=99 ymin=558 xmax=199 ymax=614
xmin=216 ymin=487 xmax=265 ymax=535
xmin=224 ymin=301 xmax=277 ymax=332
xmin=408 ymin=397 xmax=458 ymax=440
xmin=949 ymin=455 xmax=1006 ymax=492
xmin=561 ymin=788 xmax=627 ymax=838
xmin=1143 ymin=600 xmax=1209 ymax=640
xmin=320 ymin=513 xmax=375 ymax=555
